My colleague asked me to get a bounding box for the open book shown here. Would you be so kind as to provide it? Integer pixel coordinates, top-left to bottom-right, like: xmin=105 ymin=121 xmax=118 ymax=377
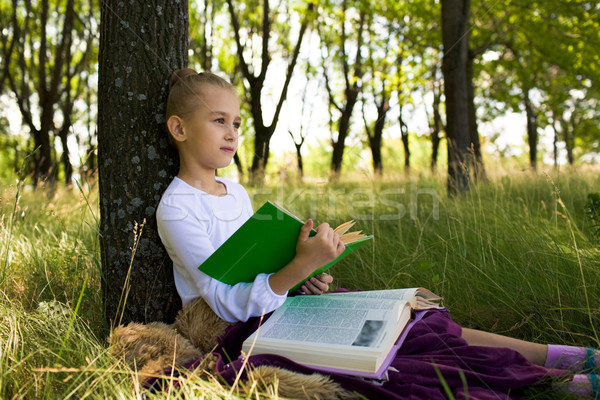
xmin=198 ymin=201 xmax=373 ymax=291
xmin=241 ymin=288 xmax=442 ymax=379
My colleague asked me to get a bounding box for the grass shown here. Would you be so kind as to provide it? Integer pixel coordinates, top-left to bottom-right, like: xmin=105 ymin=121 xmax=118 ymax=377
xmin=0 ymin=166 xmax=599 ymax=399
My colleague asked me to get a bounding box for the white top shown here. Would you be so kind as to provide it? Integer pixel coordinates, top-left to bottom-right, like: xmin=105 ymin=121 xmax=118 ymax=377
xmin=156 ymin=176 xmax=287 ymax=322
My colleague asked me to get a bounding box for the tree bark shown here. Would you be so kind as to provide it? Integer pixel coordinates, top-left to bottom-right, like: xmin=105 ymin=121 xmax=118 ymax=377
xmin=330 ymin=88 xmax=361 ymax=175
xmin=362 ymin=99 xmax=387 ymax=176
xmin=98 ymin=0 xmax=187 ymax=326
xmin=441 ymin=0 xmax=471 ymax=195
xmin=562 ymin=117 xmax=575 ymax=165
xmin=59 ymin=130 xmax=73 ymax=185
xmin=295 ymin=144 xmax=304 ymax=177
xmin=399 ymin=108 xmax=410 ymax=173
xmin=430 ymin=77 xmax=443 ymax=172
xmin=523 ymin=88 xmax=538 ymax=170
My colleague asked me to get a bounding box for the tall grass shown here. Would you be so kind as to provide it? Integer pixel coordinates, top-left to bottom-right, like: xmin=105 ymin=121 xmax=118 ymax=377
xmin=0 ymin=166 xmax=599 ymax=399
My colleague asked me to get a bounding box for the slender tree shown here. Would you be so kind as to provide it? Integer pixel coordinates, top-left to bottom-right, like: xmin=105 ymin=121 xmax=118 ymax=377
xmin=427 ymin=70 xmax=443 ymax=172
xmin=8 ymin=0 xmax=95 ymax=186
xmin=361 ymin=13 xmax=394 ymax=176
xmin=189 ymin=0 xmax=221 ymax=72
xmin=441 ymin=0 xmax=471 ymax=194
xmin=320 ymin=0 xmax=366 ymax=176
xmin=0 ymin=0 xmax=17 ymax=95
xmin=288 ymin=62 xmax=318 ymax=178
xmin=226 ymin=0 xmax=313 ymax=181
xmin=98 ymin=0 xmax=187 ymax=325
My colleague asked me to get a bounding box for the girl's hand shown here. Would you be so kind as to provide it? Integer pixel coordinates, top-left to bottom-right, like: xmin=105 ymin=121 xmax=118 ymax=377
xmin=301 ymin=273 xmax=333 ymax=295
xmin=267 ymin=220 xmax=344 ymax=295
xmin=294 ymin=220 xmax=345 ymax=269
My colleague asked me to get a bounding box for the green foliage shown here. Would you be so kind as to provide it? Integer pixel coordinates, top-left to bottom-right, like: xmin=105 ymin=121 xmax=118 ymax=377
xmin=1 ymin=168 xmax=600 ymax=398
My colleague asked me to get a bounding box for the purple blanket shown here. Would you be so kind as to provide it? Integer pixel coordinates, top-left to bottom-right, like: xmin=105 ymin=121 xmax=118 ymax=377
xmin=146 ymin=310 xmax=570 ymax=399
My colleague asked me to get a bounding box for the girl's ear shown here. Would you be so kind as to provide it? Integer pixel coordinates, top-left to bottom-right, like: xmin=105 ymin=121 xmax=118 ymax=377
xmin=166 ymin=116 xmax=186 ymax=142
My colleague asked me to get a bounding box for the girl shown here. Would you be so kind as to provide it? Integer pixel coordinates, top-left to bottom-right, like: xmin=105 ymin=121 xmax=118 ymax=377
xmin=157 ymin=69 xmax=341 ymax=323
xmin=157 ymin=68 xmax=598 ymax=398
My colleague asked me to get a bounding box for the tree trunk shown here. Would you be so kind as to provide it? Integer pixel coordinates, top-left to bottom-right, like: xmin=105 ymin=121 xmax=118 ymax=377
xmin=467 ymin=49 xmax=486 ymax=181
xmin=523 ymin=88 xmax=538 ymax=170
xmin=98 ymin=0 xmax=187 ymax=326
xmin=369 ymin=135 xmax=382 ymax=175
xmin=59 ymin=130 xmax=73 ymax=185
xmin=250 ymin=124 xmax=273 ymax=181
xmin=399 ymin=108 xmax=410 ymax=173
xmin=441 ymin=0 xmax=471 ymax=195
xmin=430 ymin=79 xmax=442 ymax=172
xmin=295 ymin=144 xmax=304 ymax=177
xmin=233 ymin=153 xmax=244 ymax=180
xmin=325 ymin=5 xmax=365 ymax=177
xmin=552 ymin=123 xmax=559 ymax=168
xmin=562 ymin=118 xmax=575 ymax=165
xmin=331 ymin=88 xmax=359 ymax=174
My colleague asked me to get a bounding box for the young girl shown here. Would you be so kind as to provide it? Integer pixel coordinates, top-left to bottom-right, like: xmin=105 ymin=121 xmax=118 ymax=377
xmin=157 ymin=68 xmax=598 ymax=398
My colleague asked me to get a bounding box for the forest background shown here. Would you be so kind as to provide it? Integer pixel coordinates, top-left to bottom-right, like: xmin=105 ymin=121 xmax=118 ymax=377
xmin=0 ymin=0 xmax=599 ymax=186
xmin=0 ymin=1 xmax=600 ymax=398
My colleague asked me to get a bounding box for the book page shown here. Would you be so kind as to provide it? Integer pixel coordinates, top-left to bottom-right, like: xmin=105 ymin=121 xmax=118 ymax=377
xmin=254 ymin=296 xmax=402 ymax=349
xmin=328 ymin=288 xmax=419 ymax=301
xmin=328 ymin=288 xmax=442 ymax=309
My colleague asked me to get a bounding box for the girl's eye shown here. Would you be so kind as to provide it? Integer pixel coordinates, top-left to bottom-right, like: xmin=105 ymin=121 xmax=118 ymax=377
xmin=215 ymin=118 xmax=225 ymax=124
xmin=233 ymin=122 xmax=240 ymax=129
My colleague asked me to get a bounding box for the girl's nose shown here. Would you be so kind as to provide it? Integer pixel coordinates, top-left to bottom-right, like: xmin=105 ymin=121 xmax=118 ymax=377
xmin=226 ymin=127 xmax=238 ymax=140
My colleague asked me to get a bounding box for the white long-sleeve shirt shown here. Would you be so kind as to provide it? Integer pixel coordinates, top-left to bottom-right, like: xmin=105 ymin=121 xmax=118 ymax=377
xmin=156 ymin=176 xmax=287 ymax=322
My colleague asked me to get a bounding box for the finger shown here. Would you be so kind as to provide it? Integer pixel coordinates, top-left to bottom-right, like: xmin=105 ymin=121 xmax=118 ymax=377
xmin=315 ymin=273 xmax=333 ymax=284
xmin=300 ymin=283 xmax=319 ymax=295
xmin=298 ymin=219 xmax=313 ymax=241
xmin=304 ymin=279 xmax=324 ymax=295
xmin=315 ymin=222 xmax=331 ymax=234
xmin=336 ymin=240 xmax=346 ymax=255
xmin=308 ymin=276 xmax=329 ymax=292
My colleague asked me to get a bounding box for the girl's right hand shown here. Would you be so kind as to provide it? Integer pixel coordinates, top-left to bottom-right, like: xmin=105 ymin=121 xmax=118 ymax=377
xmin=267 ymin=220 xmax=345 ymax=295
xmin=295 ymin=219 xmax=345 ymax=271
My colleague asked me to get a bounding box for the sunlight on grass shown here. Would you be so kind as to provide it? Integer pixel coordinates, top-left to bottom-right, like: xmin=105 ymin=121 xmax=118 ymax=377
xmin=0 ymin=167 xmax=599 ymax=398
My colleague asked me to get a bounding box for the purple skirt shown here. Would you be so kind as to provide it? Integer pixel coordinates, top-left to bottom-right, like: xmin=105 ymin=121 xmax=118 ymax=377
xmin=211 ymin=309 xmax=569 ymax=400
xmin=145 ymin=310 xmax=569 ymax=399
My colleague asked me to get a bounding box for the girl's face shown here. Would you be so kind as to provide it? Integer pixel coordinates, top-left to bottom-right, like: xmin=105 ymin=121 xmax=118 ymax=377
xmin=176 ymin=86 xmax=241 ymax=173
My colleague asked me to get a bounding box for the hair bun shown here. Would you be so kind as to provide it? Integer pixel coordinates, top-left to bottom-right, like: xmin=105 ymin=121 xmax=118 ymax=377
xmin=168 ymin=68 xmax=198 ymax=91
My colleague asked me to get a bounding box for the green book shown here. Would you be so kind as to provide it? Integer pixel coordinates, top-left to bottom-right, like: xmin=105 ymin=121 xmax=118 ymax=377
xmin=198 ymin=201 xmax=373 ymax=291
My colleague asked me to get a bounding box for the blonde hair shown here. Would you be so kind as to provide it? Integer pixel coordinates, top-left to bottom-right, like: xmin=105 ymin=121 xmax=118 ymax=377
xmin=165 ymin=69 xmax=236 ymax=146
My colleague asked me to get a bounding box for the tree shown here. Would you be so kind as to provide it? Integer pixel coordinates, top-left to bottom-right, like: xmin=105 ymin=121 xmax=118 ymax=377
xmin=287 ymin=61 xmax=318 ymax=178
xmin=476 ymin=0 xmax=600 ymax=168
xmin=361 ymin=14 xmax=393 ymax=175
xmin=8 ymin=0 xmax=95 ymax=186
xmin=396 ymin=0 xmax=443 ymax=173
xmin=0 ymin=0 xmax=17 ymax=95
xmin=543 ymin=73 xmax=600 ymax=166
xmin=319 ymin=0 xmax=366 ymax=176
xmin=425 ymin=66 xmax=444 ymax=172
xmin=225 ymin=0 xmax=313 ymax=181
xmin=189 ymin=0 xmax=222 ymax=72
xmin=98 ymin=0 xmax=187 ymax=325
xmin=441 ymin=0 xmax=471 ymax=194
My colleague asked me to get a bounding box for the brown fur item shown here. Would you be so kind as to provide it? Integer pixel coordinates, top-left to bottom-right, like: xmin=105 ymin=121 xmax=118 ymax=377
xmin=109 ymin=298 xmax=360 ymax=399
xmin=109 ymin=321 xmax=203 ymax=376
xmin=173 ymin=297 xmax=233 ymax=353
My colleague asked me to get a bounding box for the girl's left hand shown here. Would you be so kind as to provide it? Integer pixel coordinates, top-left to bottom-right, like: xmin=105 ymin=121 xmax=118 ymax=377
xmin=300 ymin=273 xmax=333 ymax=295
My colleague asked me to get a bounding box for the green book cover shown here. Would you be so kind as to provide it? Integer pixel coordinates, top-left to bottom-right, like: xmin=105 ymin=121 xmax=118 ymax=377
xmin=198 ymin=201 xmax=373 ymax=291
